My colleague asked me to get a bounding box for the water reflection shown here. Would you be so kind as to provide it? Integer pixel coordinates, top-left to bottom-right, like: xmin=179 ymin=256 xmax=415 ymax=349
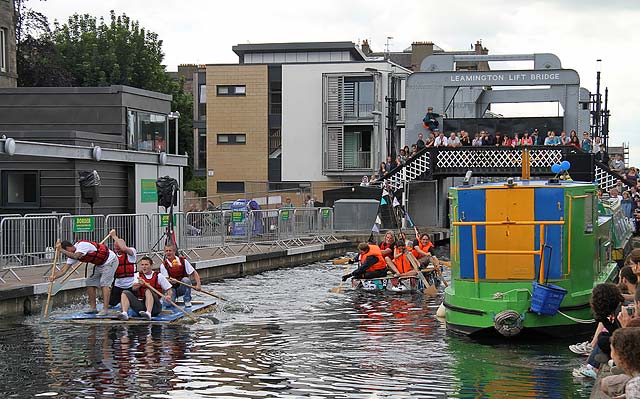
xmin=0 ymin=260 xmax=593 ymax=398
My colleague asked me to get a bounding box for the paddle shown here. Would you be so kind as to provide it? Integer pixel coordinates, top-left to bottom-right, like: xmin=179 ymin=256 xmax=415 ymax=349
xmin=439 ymin=260 xmax=451 ymax=268
xmin=432 ymin=258 xmax=449 ymax=288
xmin=406 ymin=251 xmax=438 ymax=296
xmin=332 ymin=257 xmax=353 ymax=265
xmin=168 ymin=277 xmax=227 ymax=301
xmin=141 ymin=280 xmax=198 ymax=322
xmin=50 ymin=233 xmax=111 ymax=295
xmin=330 ymin=263 xmax=351 ymax=294
xmin=42 ymin=246 xmax=60 ymax=318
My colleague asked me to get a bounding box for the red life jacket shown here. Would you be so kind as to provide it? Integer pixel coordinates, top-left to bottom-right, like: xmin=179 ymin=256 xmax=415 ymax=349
xmin=115 ymin=252 xmax=136 ymax=278
xmin=77 ymin=240 xmax=109 ymax=266
xmin=163 ymin=256 xmax=188 ymax=281
xmin=137 ymin=271 xmax=162 ymax=300
xmin=393 ymin=248 xmax=412 ymax=274
xmin=379 ymin=240 xmax=394 ymax=251
xmin=362 ymin=244 xmax=387 ymax=273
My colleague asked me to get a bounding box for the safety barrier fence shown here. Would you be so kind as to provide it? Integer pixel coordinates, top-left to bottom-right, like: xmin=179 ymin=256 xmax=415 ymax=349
xmin=0 ymin=207 xmax=335 ymax=283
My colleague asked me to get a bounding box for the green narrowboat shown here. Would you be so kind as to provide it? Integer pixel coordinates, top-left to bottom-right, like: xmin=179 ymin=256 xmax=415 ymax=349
xmin=444 ymin=176 xmax=633 ymax=338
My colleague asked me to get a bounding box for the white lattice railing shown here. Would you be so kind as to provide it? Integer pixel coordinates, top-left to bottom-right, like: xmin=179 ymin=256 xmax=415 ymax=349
xmin=388 ymin=151 xmax=431 ymax=190
xmin=595 ymin=164 xmax=628 ymax=192
xmin=436 ymin=148 xmax=562 ymax=170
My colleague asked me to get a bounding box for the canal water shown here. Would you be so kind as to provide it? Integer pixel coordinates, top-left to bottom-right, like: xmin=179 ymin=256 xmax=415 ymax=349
xmin=1 ymin=258 xmax=595 ymax=398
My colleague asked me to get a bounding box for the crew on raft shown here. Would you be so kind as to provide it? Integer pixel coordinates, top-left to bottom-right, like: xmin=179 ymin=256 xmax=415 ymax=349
xmin=341 ymin=242 xmax=398 ymax=281
xmin=119 ymin=256 xmax=173 ymax=320
xmin=108 ymin=229 xmax=137 ymax=307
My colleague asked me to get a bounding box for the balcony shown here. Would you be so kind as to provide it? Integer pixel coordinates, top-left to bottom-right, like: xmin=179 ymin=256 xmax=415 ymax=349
xmin=344 ymin=103 xmax=375 ymax=121
xmin=344 ymin=151 xmax=371 ymax=169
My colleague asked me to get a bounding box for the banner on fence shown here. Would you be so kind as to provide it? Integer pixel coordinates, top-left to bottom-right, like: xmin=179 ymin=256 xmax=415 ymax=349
xmin=73 ymin=216 xmax=95 ymax=233
xmin=159 ymin=214 xmax=177 ymax=227
xmin=231 ymin=211 xmax=245 ymax=222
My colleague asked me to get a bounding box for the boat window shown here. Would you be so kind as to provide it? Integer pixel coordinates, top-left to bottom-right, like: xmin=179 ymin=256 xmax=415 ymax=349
xmin=584 ymin=194 xmax=593 ymax=234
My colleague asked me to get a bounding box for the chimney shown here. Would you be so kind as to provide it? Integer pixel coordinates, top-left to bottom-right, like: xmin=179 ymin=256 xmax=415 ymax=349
xmin=410 ymin=41 xmax=434 ymax=72
xmin=361 ymin=39 xmax=372 ymax=56
xmin=474 ymin=40 xmax=487 ymax=54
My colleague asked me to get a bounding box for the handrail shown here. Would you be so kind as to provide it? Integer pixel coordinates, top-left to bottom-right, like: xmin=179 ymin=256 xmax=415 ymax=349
xmin=452 ymin=219 xmax=564 ymax=284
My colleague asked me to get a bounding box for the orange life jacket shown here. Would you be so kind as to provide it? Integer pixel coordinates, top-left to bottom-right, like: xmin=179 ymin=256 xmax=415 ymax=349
xmin=418 ymin=240 xmax=434 ymax=255
xmin=115 ymin=252 xmax=136 ymax=278
xmin=163 ymin=256 xmax=188 ymax=282
xmin=137 ymin=271 xmax=162 ymax=300
xmin=393 ymin=248 xmax=412 ymax=274
xmin=77 ymin=240 xmax=109 ymax=265
xmin=362 ymin=244 xmax=387 ymax=273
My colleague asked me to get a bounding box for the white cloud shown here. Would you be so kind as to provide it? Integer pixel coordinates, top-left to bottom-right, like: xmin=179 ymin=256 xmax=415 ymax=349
xmin=31 ymin=0 xmax=640 ymax=165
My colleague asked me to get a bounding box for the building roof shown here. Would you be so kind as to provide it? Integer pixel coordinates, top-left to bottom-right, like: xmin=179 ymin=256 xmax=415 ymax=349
xmin=232 ymin=41 xmax=366 ymax=61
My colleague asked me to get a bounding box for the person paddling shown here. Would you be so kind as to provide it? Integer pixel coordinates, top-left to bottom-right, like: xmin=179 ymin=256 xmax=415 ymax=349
xmin=108 ymin=230 xmax=137 ymax=307
xmin=160 ymin=244 xmax=201 ymax=307
xmin=51 ymin=238 xmax=118 ymax=315
xmin=342 ymin=242 xmax=398 ymax=281
xmin=119 ymin=256 xmax=173 ymax=320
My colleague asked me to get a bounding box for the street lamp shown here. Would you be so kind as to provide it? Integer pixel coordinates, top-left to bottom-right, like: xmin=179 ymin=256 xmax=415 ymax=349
xmin=168 ymin=111 xmax=180 ymax=155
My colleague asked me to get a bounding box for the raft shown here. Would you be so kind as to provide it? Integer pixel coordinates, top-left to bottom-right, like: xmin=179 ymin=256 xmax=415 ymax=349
xmin=53 ymin=300 xmax=216 ymax=325
xmin=352 ymin=267 xmax=442 ymax=293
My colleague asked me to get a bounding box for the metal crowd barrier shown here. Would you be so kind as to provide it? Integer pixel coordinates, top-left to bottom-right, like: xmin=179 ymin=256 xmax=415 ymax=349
xmin=0 ymin=206 xmax=336 ymax=282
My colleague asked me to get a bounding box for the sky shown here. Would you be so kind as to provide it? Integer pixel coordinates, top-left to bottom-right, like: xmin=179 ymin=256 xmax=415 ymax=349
xmin=30 ymin=0 xmax=640 ymax=165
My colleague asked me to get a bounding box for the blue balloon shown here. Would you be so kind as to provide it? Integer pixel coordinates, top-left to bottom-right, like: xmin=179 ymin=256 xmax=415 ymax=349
xmin=561 ymin=160 xmax=571 ymax=171
xmin=551 ymin=164 xmax=561 ymax=174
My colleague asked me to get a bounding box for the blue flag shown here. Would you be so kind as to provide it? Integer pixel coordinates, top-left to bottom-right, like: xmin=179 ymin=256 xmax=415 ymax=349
xmin=380 ymin=197 xmax=387 ymax=205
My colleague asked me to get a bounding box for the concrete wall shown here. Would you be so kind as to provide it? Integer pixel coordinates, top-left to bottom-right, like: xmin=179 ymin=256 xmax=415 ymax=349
xmin=281 ymin=62 xmax=393 ymax=182
xmin=206 ymin=65 xmax=269 ymax=196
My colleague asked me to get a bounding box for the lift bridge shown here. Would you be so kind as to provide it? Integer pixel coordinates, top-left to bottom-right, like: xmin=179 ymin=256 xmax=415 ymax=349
xmin=378 ymin=52 xmax=624 ymax=228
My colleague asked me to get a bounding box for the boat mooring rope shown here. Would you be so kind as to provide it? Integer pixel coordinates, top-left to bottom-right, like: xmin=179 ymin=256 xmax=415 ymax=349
xmin=494 ymin=310 xmax=524 ymax=337
xmin=492 ymin=288 xmax=532 ymax=299
xmin=556 ymin=310 xmax=595 ymax=324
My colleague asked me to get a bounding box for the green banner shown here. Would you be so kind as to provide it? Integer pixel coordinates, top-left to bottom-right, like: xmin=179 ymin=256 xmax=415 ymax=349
xmin=231 ymin=211 xmax=244 ymax=222
xmin=160 ymin=214 xmax=177 ymax=227
xmin=322 ymin=209 xmax=330 ymax=219
xmin=281 ymin=210 xmax=290 ymax=221
xmin=73 ymin=216 xmax=95 ymax=233
xmin=141 ymin=179 xmax=158 ymax=203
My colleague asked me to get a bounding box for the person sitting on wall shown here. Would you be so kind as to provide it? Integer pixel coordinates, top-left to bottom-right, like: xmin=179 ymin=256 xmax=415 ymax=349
xmin=342 ymin=242 xmax=398 ymax=281
xmin=422 ymin=107 xmax=442 ymax=132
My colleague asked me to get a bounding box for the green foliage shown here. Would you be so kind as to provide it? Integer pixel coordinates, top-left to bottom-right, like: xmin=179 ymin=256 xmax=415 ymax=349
xmin=184 ymin=177 xmax=207 ymax=197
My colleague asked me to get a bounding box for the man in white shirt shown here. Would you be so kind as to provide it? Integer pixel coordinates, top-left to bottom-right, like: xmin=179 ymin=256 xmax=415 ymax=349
xmin=108 ymin=230 xmax=137 ymax=307
xmin=52 ymin=238 xmax=118 ymax=315
xmin=119 ymin=256 xmax=173 ymax=320
xmin=447 ymin=132 xmax=461 ymax=147
xmin=160 ymin=244 xmax=201 ymax=307
xmin=433 ymin=131 xmax=448 ymax=147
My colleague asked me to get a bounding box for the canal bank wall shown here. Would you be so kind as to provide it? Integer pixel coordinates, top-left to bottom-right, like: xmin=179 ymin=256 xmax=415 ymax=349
xmin=0 ymin=240 xmax=352 ymax=318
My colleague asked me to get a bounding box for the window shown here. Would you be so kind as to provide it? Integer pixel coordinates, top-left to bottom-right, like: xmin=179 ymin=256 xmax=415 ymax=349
xmin=269 ymin=129 xmax=281 ymax=155
xmin=126 ymin=109 xmax=168 ymax=152
xmin=197 ymin=128 xmax=207 ymax=170
xmin=0 ymin=28 xmax=6 ymax=73
xmin=217 ymin=134 xmax=246 ymax=145
xmin=217 ymin=182 xmax=245 ymax=193
xmin=199 ymin=84 xmax=207 ymax=104
xmin=216 ymin=85 xmax=246 ymax=96
xmin=2 ymin=171 xmax=39 ymax=207
xmin=269 ymin=81 xmax=281 ymax=114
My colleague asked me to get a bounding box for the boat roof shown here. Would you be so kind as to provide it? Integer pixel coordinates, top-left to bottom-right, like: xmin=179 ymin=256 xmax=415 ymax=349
xmin=453 ymin=180 xmax=596 ymax=191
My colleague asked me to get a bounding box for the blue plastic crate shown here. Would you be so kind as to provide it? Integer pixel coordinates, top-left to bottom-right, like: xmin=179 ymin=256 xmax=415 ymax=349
xmin=530 ymin=281 xmax=568 ymax=316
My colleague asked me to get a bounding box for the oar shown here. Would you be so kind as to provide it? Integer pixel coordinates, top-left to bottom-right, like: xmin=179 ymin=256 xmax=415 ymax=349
xmin=406 ymin=251 xmax=438 ymax=296
xmin=141 ymin=280 xmax=198 ymax=322
xmin=168 ymin=277 xmax=227 ymax=301
xmin=332 ymin=257 xmax=353 ymax=265
xmin=439 ymin=260 xmax=451 ymax=268
xmin=432 ymin=258 xmax=449 ymax=288
xmin=50 ymin=233 xmax=111 ymax=295
xmin=42 ymin=246 xmax=60 ymax=318
xmin=330 ymin=263 xmax=351 ymax=294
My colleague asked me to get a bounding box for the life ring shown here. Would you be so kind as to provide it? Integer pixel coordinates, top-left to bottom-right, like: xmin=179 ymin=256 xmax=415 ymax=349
xmin=494 ymin=310 xmax=523 ymax=337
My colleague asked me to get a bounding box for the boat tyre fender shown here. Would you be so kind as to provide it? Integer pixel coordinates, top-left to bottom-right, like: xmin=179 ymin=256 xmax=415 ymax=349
xmin=494 ymin=310 xmax=523 ymax=337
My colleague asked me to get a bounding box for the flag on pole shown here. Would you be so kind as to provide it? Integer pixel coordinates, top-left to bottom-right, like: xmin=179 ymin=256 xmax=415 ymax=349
xmin=405 ymin=211 xmax=415 ymax=227
xmin=372 ymin=223 xmax=380 ymax=233
xmin=375 ymin=215 xmax=382 ymax=225
xmin=380 ymin=197 xmax=387 ymax=205
xmin=392 ymin=197 xmax=400 ymax=207
xmin=382 ymin=189 xmax=389 ymax=197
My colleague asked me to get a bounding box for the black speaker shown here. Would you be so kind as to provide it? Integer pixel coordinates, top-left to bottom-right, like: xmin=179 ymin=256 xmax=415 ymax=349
xmin=78 ymin=170 xmax=101 ymax=205
xmin=156 ymin=176 xmax=179 ymax=209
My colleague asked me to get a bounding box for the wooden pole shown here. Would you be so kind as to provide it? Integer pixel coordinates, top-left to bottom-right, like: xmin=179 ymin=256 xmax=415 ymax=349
xmin=331 ymin=263 xmax=351 ymax=294
xmin=169 ymin=277 xmax=227 ymax=301
xmin=42 ymin=247 xmax=60 ymax=318
xmin=141 ymin=281 xmax=198 ymax=322
xmin=406 ymin=252 xmax=437 ymax=296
